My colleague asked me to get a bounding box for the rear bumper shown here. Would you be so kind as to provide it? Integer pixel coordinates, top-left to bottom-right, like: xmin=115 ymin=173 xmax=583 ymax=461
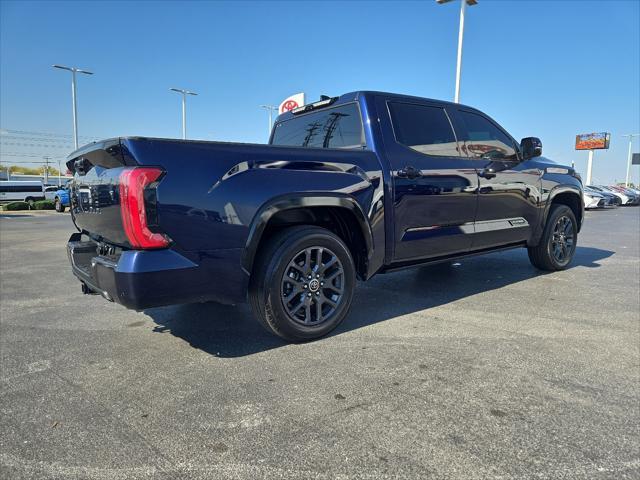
xmin=67 ymin=233 xmax=248 ymax=310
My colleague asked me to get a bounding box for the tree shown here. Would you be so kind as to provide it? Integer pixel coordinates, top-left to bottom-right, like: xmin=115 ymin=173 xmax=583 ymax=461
xmin=0 ymin=165 xmax=61 ymax=176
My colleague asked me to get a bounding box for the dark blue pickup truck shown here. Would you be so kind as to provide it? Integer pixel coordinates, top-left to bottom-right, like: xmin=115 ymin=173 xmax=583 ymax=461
xmin=66 ymin=91 xmax=583 ymax=341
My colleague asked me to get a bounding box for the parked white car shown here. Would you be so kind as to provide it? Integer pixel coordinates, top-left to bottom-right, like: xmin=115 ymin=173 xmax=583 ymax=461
xmin=589 ymin=185 xmax=629 ymax=205
xmin=583 ymin=191 xmax=604 ymax=209
xmin=44 ymin=185 xmax=61 ymax=201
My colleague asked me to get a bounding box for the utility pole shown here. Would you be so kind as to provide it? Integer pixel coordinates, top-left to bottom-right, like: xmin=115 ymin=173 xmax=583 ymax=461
xmin=57 ymin=159 xmax=62 ymax=186
xmin=260 ymin=105 xmax=278 ymax=139
xmin=623 ymin=134 xmax=639 ymax=187
xmin=170 ymin=88 xmax=198 ymax=139
xmin=302 ymin=121 xmax=322 ymax=147
xmin=436 ymin=0 xmax=478 ymax=103
xmin=43 ymin=156 xmax=51 ymax=185
xmin=322 ymin=112 xmax=348 ymax=148
xmin=52 ymin=65 xmax=94 ymax=150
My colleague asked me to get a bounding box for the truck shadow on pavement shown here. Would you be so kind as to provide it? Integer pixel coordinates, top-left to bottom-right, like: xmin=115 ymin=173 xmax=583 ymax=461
xmin=145 ymin=246 xmax=613 ymax=358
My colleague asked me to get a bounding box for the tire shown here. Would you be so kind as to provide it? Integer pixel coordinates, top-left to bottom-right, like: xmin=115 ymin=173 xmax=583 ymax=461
xmin=528 ymin=204 xmax=577 ymax=271
xmin=249 ymin=226 xmax=356 ymax=342
xmin=55 ymin=198 xmax=65 ymax=213
xmin=25 ymin=197 xmax=34 ymax=207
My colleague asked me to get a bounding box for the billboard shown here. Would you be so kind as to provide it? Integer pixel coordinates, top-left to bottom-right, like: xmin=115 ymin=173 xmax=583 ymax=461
xmin=575 ymin=132 xmax=610 ymax=150
xmin=632 ymin=153 xmax=640 ymax=165
xmin=279 ymin=93 xmax=305 ymax=114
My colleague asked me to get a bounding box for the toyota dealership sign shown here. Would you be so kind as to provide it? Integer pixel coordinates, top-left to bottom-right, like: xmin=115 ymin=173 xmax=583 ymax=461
xmin=279 ymin=93 xmax=305 ymax=114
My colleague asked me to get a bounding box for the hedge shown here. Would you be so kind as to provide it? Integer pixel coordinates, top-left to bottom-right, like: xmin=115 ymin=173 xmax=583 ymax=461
xmin=33 ymin=200 xmax=55 ymax=210
xmin=4 ymin=201 xmax=30 ymax=211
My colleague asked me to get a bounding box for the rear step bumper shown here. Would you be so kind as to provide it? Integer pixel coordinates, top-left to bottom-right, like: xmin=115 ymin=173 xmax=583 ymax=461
xmin=67 ymin=232 xmax=203 ymax=310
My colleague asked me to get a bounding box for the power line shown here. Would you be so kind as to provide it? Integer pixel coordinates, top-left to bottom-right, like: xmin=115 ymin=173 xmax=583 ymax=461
xmin=0 ymin=153 xmax=66 ymax=158
xmin=1 ymin=135 xmax=78 ymax=143
xmin=1 ymin=142 xmax=78 ymax=149
xmin=0 ymin=128 xmax=101 ymax=139
xmin=0 ymin=160 xmax=60 ymax=163
xmin=0 ymin=130 xmax=101 ymax=161
xmin=0 ymin=129 xmax=99 ymax=172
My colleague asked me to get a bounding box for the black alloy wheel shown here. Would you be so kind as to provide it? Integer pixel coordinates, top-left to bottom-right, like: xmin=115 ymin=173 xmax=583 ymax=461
xmin=528 ymin=204 xmax=577 ymax=271
xmin=249 ymin=225 xmax=356 ymax=342
xmin=550 ymin=215 xmax=575 ymax=265
xmin=280 ymin=246 xmax=345 ymax=326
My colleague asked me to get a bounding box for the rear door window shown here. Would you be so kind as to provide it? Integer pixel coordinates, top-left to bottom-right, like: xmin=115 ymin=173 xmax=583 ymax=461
xmin=271 ymin=103 xmax=365 ymax=149
xmin=388 ymin=102 xmax=460 ymax=157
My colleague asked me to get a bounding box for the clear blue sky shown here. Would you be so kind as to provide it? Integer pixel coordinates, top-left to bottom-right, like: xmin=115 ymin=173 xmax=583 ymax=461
xmin=1 ymin=0 xmax=639 ymax=184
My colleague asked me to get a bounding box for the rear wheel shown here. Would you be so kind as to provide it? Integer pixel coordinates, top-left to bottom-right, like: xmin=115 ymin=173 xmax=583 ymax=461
xmin=528 ymin=204 xmax=577 ymax=271
xmin=249 ymin=226 xmax=356 ymax=342
xmin=25 ymin=197 xmax=35 ymax=207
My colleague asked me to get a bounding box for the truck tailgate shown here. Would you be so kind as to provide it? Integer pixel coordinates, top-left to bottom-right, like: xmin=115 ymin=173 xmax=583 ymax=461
xmin=67 ymin=137 xmax=242 ymax=249
xmin=67 ymin=139 xmax=132 ymax=246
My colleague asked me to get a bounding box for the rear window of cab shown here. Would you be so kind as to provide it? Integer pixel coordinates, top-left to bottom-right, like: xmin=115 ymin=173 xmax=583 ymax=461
xmin=271 ymin=103 xmax=365 ymax=149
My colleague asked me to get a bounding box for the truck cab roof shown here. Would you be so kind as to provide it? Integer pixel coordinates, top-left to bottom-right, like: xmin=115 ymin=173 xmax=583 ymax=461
xmin=274 ymin=90 xmax=480 ymax=123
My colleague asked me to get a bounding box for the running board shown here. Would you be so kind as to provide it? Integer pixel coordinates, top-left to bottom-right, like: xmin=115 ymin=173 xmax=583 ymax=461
xmin=381 ymin=242 xmax=527 ymax=274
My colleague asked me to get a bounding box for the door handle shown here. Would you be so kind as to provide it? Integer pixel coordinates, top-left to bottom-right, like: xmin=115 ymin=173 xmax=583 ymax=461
xmin=397 ymin=166 xmax=422 ymax=179
xmin=479 ymin=168 xmax=496 ymax=179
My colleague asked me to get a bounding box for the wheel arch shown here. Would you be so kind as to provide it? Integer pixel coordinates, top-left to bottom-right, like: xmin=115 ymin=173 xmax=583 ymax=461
xmin=546 ymin=186 xmax=584 ymax=232
xmin=242 ymin=194 xmax=374 ymax=280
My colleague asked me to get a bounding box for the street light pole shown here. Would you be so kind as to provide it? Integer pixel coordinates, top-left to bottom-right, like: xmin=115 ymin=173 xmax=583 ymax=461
xmin=57 ymin=158 xmax=62 ymax=186
xmin=170 ymin=88 xmax=198 ymax=140
xmin=182 ymin=94 xmax=186 ymax=140
xmin=436 ymin=0 xmax=477 ymax=103
xmin=623 ymin=134 xmax=639 ymax=187
xmin=454 ymin=0 xmax=466 ymax=103
xmin=52 ymin=65 xmax=94 ymax=150
xmin=260 ymin=105 xmax=278 ymax=139
xmin=71 ymin=70 xmax=78 ymax=147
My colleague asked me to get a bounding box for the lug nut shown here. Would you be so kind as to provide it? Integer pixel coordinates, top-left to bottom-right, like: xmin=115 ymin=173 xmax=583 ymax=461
xmin=307 ymin=293 xmax=312 ymax=297
xmin=316 ymin=274 xmax=320 ymax=278
xmin=303 ymin=284 xmax=307 ymax=289
xmin=308 ymin=274 xmax=312 ymax=279
xmin=320 ymin=282 xmax=324 ymax=286
xmin=316 ymin=292 xmax=320 ymax=296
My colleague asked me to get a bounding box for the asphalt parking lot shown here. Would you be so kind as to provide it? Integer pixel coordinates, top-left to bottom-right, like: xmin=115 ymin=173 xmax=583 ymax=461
xmin=0 ymin=207 xmax=638 ymax=480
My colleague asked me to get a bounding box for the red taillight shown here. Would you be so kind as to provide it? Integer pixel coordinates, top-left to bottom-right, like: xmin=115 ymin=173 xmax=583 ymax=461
xmin=119 ymin=167 xmax=170 ymax=249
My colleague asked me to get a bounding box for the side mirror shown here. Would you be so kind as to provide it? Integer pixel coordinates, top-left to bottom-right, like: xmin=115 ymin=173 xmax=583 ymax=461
xmin=521 ymin=137 xmax=542 ymax=159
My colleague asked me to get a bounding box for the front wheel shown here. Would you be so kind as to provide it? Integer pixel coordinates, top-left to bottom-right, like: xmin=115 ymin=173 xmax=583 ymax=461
xmin=249 ymin=226 xmax=356 ymax=342
xmin=55 ymin=198 xmax=65 ymax=213
xmin=528 ymin=204 xmax=577 ymax=271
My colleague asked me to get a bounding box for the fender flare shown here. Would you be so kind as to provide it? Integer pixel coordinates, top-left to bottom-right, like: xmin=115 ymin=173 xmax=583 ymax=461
xmin=241 ymin=193 xmax=374 ymax=275
xmin=541 ymin=184 xmax=584 ymax=231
